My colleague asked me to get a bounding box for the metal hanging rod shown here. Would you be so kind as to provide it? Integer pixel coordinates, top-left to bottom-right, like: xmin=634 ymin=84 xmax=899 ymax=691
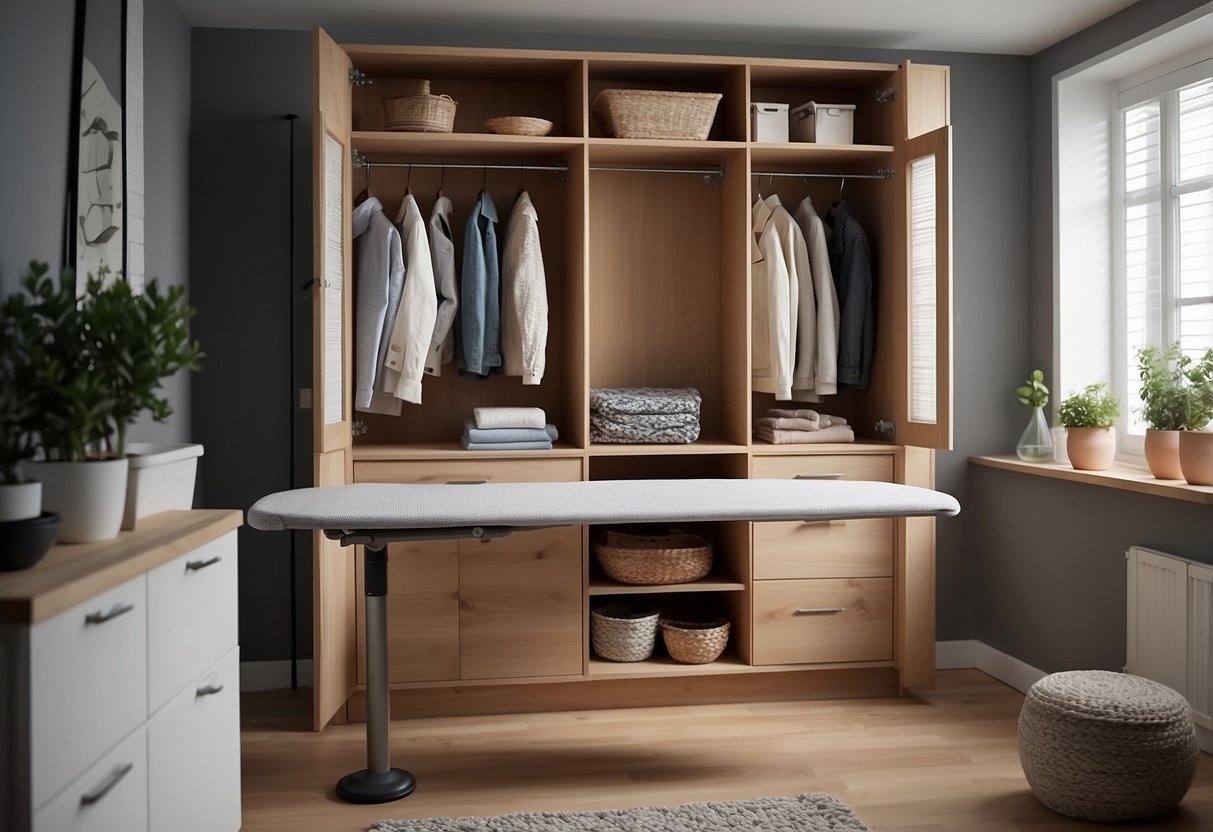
xmin=351 ymin=150 xmax=724 ymax=185
xmin=751 ymin=167 xmax=895 ymax=180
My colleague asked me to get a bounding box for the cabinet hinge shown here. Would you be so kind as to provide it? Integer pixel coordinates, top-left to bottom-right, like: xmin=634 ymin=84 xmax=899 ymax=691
xmin=877 ymin=166 xmax=895 ymax=179
xmin=874 ymin=419 xmax=895 ymax=438
xmin=352 ymin=420 xmax=368 ymax=437
xmin=875 ymin=88 xmax=896 ymax=104
xmin=351 ymin=148 xmax=368 ymax=168
xmin=349 ymin=68 xmax=373 ymax=87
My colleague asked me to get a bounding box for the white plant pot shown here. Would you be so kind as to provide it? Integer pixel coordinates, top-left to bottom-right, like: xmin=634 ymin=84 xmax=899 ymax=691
xmin=26 ymin=458 xmax=129 ymax=543
xmin=0 ymin=480 xmax=42 ymax=522
xmin=123 ymin=443 xmax=204 ymax=529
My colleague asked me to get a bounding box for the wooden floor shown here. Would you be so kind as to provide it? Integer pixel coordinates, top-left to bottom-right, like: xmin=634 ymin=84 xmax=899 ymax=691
xmin=241 ymin=669 xmax=1213 ymax=831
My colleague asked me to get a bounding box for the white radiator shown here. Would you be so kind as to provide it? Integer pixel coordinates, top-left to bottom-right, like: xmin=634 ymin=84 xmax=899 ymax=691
xmin=1127 ymin=546 xmax=1213 ymax=751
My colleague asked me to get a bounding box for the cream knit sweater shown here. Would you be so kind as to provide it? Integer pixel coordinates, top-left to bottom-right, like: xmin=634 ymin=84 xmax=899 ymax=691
xmin=501 ymin=191 xmax=548 ymax=385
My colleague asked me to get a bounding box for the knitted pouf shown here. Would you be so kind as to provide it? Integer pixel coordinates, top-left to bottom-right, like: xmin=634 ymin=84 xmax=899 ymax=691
xmin=1018 ymin=670 xmax=1198 ymax=822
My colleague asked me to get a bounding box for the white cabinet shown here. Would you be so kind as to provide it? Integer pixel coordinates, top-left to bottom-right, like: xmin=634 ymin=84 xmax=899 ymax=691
xmin=0 ymin=510 xmax=243 ymax=832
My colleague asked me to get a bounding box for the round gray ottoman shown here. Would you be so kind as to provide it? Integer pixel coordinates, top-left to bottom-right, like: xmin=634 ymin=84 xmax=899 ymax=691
xmin=1018 ymin=670 xmax=1199 ymax=822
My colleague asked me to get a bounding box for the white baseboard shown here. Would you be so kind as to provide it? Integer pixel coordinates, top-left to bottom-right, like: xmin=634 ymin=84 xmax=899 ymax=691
xmin=935 ymin=639 xmax=978 ymax=669
xmin=240 ymin=659 xmax=313 ymax=691
xmin=936 ymin=639 xmax=1047 ymax=694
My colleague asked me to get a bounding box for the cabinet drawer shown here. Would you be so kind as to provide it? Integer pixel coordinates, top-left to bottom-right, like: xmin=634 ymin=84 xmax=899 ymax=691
xmin=147 ymin=530 xmax=238 ymax=711
xmin=355 ymin=457 xmax=582 ymax=485
xmin=754 ymin=518 xmax=893 ymax=579
xmin=148 ymin=647 xmax=241 ymax=832
xmin=31 ymin=575 xmax=147 ymax=810
xmin=34 ymin=725 xmax=148 ymax=832
xmin=751 ymin=453 xmax=894 ymax=483
xmin=753 ymin=578 xmax=892 ymax=665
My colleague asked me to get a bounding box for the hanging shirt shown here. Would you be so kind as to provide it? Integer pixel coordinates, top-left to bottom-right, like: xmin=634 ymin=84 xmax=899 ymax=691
xmin=457 ymin=192 xmax=502 ymax=377
xmin=424 ymin=195 xmax=459 ymax=376
xmin=382 ymin=193 xmax=437 ymax=404
xmin=752 ymin=195 xmax=814 ymax=401
xmin=351 ymin=196 xmax=404 ymax=416
xmin=823 ymin=199 xmax=874 ymax=390
xmin=501 ymin=190 xmax=549 ymax=385
xmin=794 ymin=195 xmax=840 ymax=398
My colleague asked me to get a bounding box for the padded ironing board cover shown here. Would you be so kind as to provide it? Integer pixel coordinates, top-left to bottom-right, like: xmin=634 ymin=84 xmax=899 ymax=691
xmin=248 ymin=478 xmax=959 ymax=532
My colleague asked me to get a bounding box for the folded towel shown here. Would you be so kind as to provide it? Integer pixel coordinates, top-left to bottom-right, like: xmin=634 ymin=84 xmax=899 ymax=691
xmin=463 ymin=419 xmax=558 ymax=444
xmin=461 ymin=438 xmax=554 ymax=451
xmin=766 ymin=408 xmax=820 ymax=421
xmin=755 ymin=416 xmax=819 ymax=431
xmin=473 ymin=406 xmax=547 ymax=430
xmin=753 ymin=424 xmax=855 ymax=444
xmin=590 ymin=387 xmax=702 ymax=417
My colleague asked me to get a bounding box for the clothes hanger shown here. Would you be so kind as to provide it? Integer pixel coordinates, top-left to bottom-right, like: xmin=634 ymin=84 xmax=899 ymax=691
xmin=436 ymin=164 xmax=445 ymax=200
xmin=515 ymin=164 xmax=526 ymax=201
xmin=353 ymin=162 xmax=373 ymax=207
xmin=830 ymin=175 xmax=845 ymax=216
xmin=395 ymin=164 xmax=413 ymax=224
xmin=477 ymin=164 xmax=487 ymax=199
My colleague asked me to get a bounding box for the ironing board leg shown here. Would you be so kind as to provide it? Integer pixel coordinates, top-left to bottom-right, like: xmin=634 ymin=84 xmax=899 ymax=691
xmin=335 ymin=544 xmax=416 ymax=803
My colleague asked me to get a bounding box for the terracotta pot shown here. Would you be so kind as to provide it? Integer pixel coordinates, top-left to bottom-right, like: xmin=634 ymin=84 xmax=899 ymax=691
xmin=1178 ymin=430 xmax=1213 ymax=486
xmin=1065 ymin=427 xmax=1116 ymax=471
xmin=1143 ymin=429 xmax=1183 ymax=480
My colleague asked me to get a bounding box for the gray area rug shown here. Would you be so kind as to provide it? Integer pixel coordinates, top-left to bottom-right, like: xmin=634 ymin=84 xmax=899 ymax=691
xmin=371 ymin=793 xmax=871 ymax=831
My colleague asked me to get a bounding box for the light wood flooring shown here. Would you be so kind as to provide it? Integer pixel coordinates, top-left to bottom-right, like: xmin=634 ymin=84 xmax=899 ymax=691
xmin=241 ymin=669 xmax=1213 ymax=831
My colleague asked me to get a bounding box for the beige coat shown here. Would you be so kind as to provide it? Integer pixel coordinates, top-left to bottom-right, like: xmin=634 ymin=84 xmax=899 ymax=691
xmin=752 ymin=195 xmax=814 ymax=400
xmin=383 ymin=194 xmax=437 ymax=404
xmin=793 ymin=195 xmax=840 ymax=397
xmin=501 ymin=191 xmax=548 ymax=385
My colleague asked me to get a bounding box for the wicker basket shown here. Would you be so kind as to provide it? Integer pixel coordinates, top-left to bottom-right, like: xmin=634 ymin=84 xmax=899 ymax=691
xmin=661 ymin=617 xmax=730 ymax=664
xmin=592 ymin=89 xmax=722 ymax=140
xmin=398 ymin=78 xmax=430 ymax=96
xmin=591 ymin=603 xmax=660 ymax=662
xmin=384 ymin=92 xmax=457 ymax=133
xmin=485 ymin=116 xmax=554 ymax=136
xmin=594 ymin=531 xmax=712 ymax=585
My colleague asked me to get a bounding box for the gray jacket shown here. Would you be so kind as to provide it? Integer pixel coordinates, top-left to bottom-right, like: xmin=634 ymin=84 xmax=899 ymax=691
xmin=823 ymin=200 xmax=873 ymax=390
xmin=424 ymin=195 xmax=458 ymax=376
xmin=351 ymin=196 xmax=403 ymax=416
xmin=457 ymin=192 xmax=502 ymax=377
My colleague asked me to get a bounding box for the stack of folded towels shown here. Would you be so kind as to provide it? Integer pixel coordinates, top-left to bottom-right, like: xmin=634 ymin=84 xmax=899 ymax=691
xmin=753 ymin=408 xmax=854 ymax=444
xmin=462 ymin=406 xmax=558 ymax=451
xmin=590 ymin=387 xmax=701 ymax=444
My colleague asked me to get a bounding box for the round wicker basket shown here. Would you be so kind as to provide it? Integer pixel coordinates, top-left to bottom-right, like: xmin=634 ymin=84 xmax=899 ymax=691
xmin=383 ymin=93 xmax=457 ymax=133
xmin=593 ymin=531 xmax=712 ymax=585
xmin=661 ymin=617 xmax=730 ymax=664
xmin=485 ymin=116 xmax=554 ymax=136
xmin=591 ymin=603 xmax=660 ymax=662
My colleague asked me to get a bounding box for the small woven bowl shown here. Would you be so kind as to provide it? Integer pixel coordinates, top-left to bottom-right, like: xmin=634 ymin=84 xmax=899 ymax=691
xmin=661 ymin=617 xmax=730 ymax=664
xmin=591 ymin=602 xmax=660 ymax=662
xmin=485 ymin=116 xmax=554 ymax=136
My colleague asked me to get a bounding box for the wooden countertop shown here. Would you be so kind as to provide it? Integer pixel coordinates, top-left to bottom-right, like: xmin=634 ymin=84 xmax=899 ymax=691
xmin=0 ymin=509 xmax=243 ymax=625
xmin=970 ymin=455 xmax=1213 ymax=506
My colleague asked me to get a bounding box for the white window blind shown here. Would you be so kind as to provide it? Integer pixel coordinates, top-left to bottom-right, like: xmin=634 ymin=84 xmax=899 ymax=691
xmin=909 ymin=154 xmax=937 ymax=424
xmin=323 ymin=133 xmax=345 ymax=427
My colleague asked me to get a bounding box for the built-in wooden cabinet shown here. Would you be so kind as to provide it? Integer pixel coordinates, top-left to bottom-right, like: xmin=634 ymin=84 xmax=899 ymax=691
xmin=310 ymin=29 xmax=951 ymax=729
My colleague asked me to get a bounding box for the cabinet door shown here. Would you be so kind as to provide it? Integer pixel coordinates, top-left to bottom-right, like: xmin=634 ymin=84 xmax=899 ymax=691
xmin=459 ymin=527 xmax=583 ymax=680
xmin=312 ymin=27 xmax=356 ymax=731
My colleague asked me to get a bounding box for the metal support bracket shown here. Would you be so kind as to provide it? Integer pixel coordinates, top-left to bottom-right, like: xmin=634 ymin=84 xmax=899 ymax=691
xmin=325 ymin=525 xmax=521 ymax=551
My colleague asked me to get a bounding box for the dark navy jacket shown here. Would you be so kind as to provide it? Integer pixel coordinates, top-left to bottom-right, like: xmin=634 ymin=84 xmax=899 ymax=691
xmin=823 ymin=200 xmax=873 ymax=389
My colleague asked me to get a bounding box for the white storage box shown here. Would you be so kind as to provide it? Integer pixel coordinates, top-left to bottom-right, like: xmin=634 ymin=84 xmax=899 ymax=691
xmin=750 ymin=102 xmax=789 ymax=142
xmin=790 ymin=101 xmax=855 ymax=144
xmin=123 ymin=443 xmax=204 ymax=529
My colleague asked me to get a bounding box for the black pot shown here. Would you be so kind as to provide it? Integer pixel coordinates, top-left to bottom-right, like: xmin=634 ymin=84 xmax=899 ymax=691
xmin=0 ymin=511 xmax=60 ymax=571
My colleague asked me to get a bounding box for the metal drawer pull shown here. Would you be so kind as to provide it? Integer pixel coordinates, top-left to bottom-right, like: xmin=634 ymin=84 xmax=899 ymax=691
xmin=802 ymin=519 xmax=847 ymax=526
xmin=85 ymin=602 xmax=135 ymax=626
xmin=795 ymin=607 xmax=847 ymax=615
xmin=196 ymin=682 xmax=225 ymax=697
xmin=186 ymin=555 xmax=222 ymax=571
xmin=794 ymin=472 xmax=844 ymax=480
xmin=446 ymin=479 xmax=487 ymax=485
xmin=80 ymin=762 xmax=134 ymax=806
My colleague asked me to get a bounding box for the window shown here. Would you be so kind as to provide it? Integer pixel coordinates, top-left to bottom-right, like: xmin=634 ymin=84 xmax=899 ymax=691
xmin=1119 ymin=69 xmax=1213 ymax=437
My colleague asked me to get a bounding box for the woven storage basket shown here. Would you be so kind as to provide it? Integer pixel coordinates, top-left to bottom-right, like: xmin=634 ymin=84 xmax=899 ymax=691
xmin=591 ymin=603 xmax=660 ymax=662
xmin=384 ymin=92 xmax=457 ymax=133
xmin=592 ymin=89 xmax=722 ymax=140
xmin=661 ymin=617 xmax=730 ymax=664
xmin=594 ymin=531 xmax=712 ymax=585
xmin=398 ymin=78 xmax=430 ymax=96
xmin=484 ymin=116 xmax=554 ymax=136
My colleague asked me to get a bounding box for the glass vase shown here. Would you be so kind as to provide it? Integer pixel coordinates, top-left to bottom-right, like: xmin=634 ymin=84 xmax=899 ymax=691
xmin=1016 ymin=406 xmax=1053 ymax=463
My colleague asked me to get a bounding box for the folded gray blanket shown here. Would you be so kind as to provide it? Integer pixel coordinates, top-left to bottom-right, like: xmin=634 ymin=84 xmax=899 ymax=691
xmin=462 ymin=419 xmax=558 ymax=444
xmin=591 ymin=412 xmax=700 ymax=444
xmin=590 ymin=387 xmax=702 ymax=417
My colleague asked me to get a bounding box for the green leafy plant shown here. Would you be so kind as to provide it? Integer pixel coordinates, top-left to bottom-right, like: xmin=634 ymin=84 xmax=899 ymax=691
xmin=1136 ymin=344 xmax=1213 ymax=431
xmin=0 ymin=306 xmax=38 ymax=483
xmin=1058 ymin=382 xmax=1120 ymax=429
xmin=1016 ymin=369 xmax=1049 ymax=409
xmin=0 ymin=261 xmax=204 ymax=464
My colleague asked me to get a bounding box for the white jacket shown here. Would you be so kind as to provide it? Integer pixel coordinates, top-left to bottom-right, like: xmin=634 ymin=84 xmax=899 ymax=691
xmin=752 ymin=195 xmax=814 ymax=400
xmin=351 ymin=196 xmax=403 ymax=416
xmin=793 ymin=195 xmax=840 ymax=397
xmin=501 ymin=191 xmax=548 ymax=385
xmin=383 ymin=194 xmax=437 ymax=404
xmin=424 ymin=195 xmax=458 ymax=376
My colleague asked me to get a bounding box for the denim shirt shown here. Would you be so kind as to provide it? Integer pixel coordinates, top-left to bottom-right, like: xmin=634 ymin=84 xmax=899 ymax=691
xmin=823 ymin=200 xmax=873 ymax=390
xmin=457 ymin=192 xmax=502 ymax=377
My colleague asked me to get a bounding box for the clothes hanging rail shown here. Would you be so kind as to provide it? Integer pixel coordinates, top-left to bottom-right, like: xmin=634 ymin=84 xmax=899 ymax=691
xmin=751 ymin=167 xmax=894 ymax=180
xmin=352 ymin=155 xmax=725 ymax=185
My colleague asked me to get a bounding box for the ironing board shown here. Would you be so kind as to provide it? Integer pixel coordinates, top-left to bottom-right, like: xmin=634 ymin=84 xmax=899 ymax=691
xmin=248 ymin=478 xmax=960 ymax=803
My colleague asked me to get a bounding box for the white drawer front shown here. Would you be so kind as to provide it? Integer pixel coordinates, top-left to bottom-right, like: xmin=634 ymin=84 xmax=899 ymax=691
xmin=148 ymin=646 xmax=241 ymax=832
xmin=31 ymin=574 xmax=147 ymax=810
xmin=34 ymin=726 xmax=148 ymax=832
xmin=147 ymin=530 xmax=238 ymax=710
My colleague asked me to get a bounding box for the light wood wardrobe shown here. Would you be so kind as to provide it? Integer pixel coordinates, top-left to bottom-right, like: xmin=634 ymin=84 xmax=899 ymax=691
xmin=309 ymin=28 xmax=952 ymax=730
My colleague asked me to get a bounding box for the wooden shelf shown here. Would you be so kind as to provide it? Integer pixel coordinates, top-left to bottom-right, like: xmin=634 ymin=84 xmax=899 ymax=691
xmin=588 ymin=572 xmax=745 ymax=596
xmin=352 ymin=442 xmax=585 ymax=461
xmin=587 ymin=138 xmax=744 ymax=167
xmin=354 ymin=131 xmax=583 ymax=161
xmin=971 ymin=455 xmax=1213 ymax=506
xmin=586 ymin=653 xmax=894 ymax=678
xmin=749 ymin=142 xmax=894 ymax=169
xmin=588 ymin=441 xmax=747 ymax=457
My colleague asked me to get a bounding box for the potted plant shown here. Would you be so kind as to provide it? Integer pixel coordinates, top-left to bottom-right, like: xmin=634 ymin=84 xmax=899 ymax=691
xmin=0 ymin=315 xmax=40 ymax=522
xmin=1135 ymin=344 xmax=1213 ymax=480
xmin=1015 ymin=368 xmax=1052 ymax=462
xmin=1174 ymin=348 xmax=1213 ymax=486
xmin=1058 ymin=382 xmax=1120 ymax=471
xmin=8 ymin=262 xmax=203 ymax=542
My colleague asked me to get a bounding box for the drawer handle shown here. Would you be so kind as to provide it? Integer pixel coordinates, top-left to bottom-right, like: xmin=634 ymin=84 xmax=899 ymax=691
xmin=446 ymin=479 xmax=487 ymax=485
xmin=802 ymin=519 xmax=847 ymax=526
xmin=85 ymin=602 xmax=135 ymax=626
xmin=795 ymin=607 xmax=847 ymax=615
xmin=185 ymin=555 xmax=222 ymax=571
xmin=794 ymin=472 xmax=844 ymax=480
xmin=80 ymin=762 xmax=134 ymax=806
xmin=196 ymin=682 xmax=225 ymax=698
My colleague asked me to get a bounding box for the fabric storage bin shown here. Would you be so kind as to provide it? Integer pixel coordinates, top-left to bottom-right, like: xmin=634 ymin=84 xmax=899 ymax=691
xmin=790 ymin=101 xmax=855 ymax=144
xmin=591 ymin=602 xmax=661 ymax=662
xmin=750 ymin=102 xmax=789 ymax=142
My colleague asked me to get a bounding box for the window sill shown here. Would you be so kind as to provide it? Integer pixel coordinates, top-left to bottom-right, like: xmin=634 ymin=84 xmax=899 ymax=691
xmin=969 ymin=455 xmax=1213 ymax=506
